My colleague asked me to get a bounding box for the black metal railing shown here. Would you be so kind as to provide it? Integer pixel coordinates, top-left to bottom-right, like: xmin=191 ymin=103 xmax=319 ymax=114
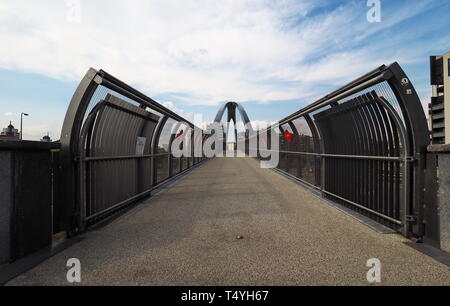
xmin=250 ymin=62 xmax=429 ymax=238
xmin=60 ymin=69 xmax=206 ymax=232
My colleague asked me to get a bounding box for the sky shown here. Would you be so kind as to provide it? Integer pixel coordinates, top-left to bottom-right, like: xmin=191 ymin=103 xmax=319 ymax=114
xmin=1 ymin=0 xmax=450 ymax=140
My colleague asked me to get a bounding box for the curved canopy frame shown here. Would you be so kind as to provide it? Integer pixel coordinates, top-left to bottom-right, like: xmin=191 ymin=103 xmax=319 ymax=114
xmin=59 ymin=63 xmax=430 ymax=241
xmin=60 ymin=69 xmax=204 ymax=231
xmin=251 ymin=62 xmax=429 ymax=238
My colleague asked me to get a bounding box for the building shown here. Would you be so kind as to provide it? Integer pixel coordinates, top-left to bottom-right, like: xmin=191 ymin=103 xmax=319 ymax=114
xmin=429 ymin=51 xmax=450 ymax=144
xmin=0 ymin=121 xmax=20 ymax=141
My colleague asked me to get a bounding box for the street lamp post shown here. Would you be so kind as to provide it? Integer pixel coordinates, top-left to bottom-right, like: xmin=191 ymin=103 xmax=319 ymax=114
xmin=20 ymin=112 xmax=29 ymax=140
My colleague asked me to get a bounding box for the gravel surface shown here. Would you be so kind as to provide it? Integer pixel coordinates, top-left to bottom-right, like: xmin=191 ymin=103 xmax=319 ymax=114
xmin=7 ymin=157 xmax=450 ymax=286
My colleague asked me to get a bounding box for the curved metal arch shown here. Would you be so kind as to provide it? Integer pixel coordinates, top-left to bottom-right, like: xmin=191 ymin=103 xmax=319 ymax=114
xmin=273 ymin=62 xmax=428 ymax=159
xmin=312 ymin=92 xmax=411 ymax=225
xmin=60 ymin=68 xmax=201 ymax=233
xmin=214 ymin=102 xmax=254 ymax=134
xmin=376 ymin=96 xmax=409 ymax=157
xmin=151 ymin=116 xmax=169 ymax=155
xmin=252 ymin=62 xmax=429 ymax=238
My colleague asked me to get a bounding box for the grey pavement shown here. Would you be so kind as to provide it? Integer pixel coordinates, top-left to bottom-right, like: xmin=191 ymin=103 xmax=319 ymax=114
xmin=7 ymin=157 xmax=450 ymax=286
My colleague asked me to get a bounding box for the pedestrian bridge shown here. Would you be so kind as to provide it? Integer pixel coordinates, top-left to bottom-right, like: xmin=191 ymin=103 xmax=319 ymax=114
xmin=1 ymin=62 xmax=449 ymax=285
xmin=7 ymin=157 xmax=450 ymax=285
xmin=58 ymin=63 xmax=429 ymax=238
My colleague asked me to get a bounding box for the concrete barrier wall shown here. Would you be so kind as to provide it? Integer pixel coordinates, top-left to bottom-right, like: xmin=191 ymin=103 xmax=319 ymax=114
xmin=438 ymin=154 xmax=450 ymax=253
xmin=0 ymin=141 xmax=59 ymax=263
xmin=427 ymin=144 xmax=450 ymax=253
xmin=0 ymin=151 xmax=12 ymax=263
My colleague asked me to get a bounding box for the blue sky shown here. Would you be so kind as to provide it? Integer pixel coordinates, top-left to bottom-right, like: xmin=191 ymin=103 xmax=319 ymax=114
xmin=1 ymin=0 xmax=450 ymax=140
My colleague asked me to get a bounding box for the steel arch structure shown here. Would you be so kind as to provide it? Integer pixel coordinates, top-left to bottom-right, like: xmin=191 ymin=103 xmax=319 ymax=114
xmin=251 ymin=62 xmax=430 ymax=239
xmin=214 ymin=102 xmax=254 ymax=152
xmin=214 ymin=101 xmax=254 ymax=132
xmin=59 ymin=69 xmax=206 ymax=233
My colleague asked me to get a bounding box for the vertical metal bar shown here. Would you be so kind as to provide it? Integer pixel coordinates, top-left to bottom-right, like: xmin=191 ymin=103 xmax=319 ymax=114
xmin=386 ymin=63 xmax=430 ymax=238
xmin=304 ymin=115 xmax=322 ymax=187
xmin=348 ymin=101 xmax=364 ymax=205
xmin=365 ymin=93 xmax=383 ymax=218
xmin=362 ymin=95 xmax=377 ymax=213
xmin=371 ymin=93 xmax=390 ymax=219
xmin=342 ymin=102 xmax=357 ymax=203
xmin=60 ymin=69 xmax=100 ymax=233
xmin=353 ymin=97 xmax=368 ymax=214
xmin=288 ymin=121 xmax=301 ymax=178
xmin=151 ymin=116 xmax=168 ymax=186
xmin=78 ymin=103 xmax=105 ymax=229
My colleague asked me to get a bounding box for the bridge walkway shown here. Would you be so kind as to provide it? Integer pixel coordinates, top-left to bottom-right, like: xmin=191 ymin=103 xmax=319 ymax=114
xmin=8 ymin=158 xmax=450 ymax=285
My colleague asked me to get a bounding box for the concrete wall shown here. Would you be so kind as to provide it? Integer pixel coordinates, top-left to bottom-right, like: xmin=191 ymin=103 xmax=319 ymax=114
xmin=437 ymin=154 xmax=450 ymax=252
xmin=427 ymin=144 xmax=450 ymax=253
xmin=0 ymin=152 xmax=12 ymax=263
xmin=0 ymin=141 xmax=59 ymax=263
xmin=444 ymin=52 xmax=450 ymax=144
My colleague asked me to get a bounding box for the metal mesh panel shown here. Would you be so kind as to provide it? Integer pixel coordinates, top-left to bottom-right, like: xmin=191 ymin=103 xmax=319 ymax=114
xmin=172 ymin=157 xmax=181 ymax=175
xmin=83 ymin=85 xmax=163 ymax=127
xmin=337 ymin=81 xmax=405 ymax=123
xmin=314 ymin=92 xmax=404 ymax=226
xmin=84 ymin=95 xmax=159 ymax=218
xmin=251 ymin=63 xmax=428 ymax=237
xmin=156 ymin=156 xmax=170 ymax=183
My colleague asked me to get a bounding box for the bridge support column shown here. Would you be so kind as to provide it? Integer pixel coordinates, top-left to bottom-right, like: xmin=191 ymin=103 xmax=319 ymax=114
xmin=0 ymin=141 xmax=58 ymax=263
xmin=427 ymin=144 xmax=450 ymax=253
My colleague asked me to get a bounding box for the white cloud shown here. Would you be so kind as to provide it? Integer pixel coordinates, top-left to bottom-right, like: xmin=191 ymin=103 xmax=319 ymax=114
xmin=18 ymin=123 xmax=59 ymax=141
xmin=162 ymin=101 xmax=196 ymax=123
xmin=4 ymin=112 xmax=13 ymax=117
xmin=0 ymin=0 xmax=438 ymax=108
xmin=162 ymin=101 xmax=188 ymax=117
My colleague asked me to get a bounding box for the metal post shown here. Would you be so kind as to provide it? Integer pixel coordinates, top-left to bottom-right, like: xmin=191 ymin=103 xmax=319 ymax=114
xmin=20 ymin=112 xmax=29 ymax=140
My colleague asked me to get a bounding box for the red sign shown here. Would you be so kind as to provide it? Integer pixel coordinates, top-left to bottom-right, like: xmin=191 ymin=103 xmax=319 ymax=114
xmin=284 ymin=130 xmax=294 ymax=142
